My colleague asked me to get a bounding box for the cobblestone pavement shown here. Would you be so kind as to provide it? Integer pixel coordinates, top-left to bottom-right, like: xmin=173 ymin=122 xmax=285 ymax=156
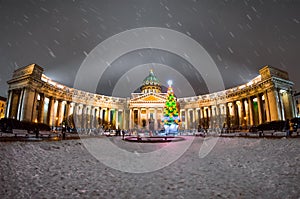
xmin=1 ymin=136 xmax=300 ymax=198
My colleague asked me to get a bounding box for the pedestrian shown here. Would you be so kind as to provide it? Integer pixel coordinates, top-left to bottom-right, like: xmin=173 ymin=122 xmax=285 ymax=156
xmin=289 ymin=120 xmax=293 ymax=137
xmin=122 ymin=129 xmax=125 ymax=140
xmin=34 ymin=127 xmax=39 ymax=138
xmin=285 ymin=119 xmax=290 ymax=137
xmin=62 ymin=126 xmax=66 ymax=139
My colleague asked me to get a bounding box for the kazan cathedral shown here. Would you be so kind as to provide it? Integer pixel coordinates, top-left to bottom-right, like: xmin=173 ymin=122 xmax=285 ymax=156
xmin=4 ymin=64 xmax=297 ymax=132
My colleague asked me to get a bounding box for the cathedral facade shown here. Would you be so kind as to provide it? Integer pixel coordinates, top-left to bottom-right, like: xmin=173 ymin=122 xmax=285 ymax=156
xmin=4 ymin=64 xmax=296 ymax=132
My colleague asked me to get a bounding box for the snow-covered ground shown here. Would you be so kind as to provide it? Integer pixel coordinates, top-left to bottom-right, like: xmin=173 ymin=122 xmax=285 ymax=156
xmin=1 ymin=136 xmax=300 ymax=198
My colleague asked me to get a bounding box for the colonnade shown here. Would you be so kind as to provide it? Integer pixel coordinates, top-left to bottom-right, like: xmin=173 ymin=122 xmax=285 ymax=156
xmin=179 ymin=88 xmax=295 ymax=131
xmin=5 ymin=87 xmax=126 ymax=131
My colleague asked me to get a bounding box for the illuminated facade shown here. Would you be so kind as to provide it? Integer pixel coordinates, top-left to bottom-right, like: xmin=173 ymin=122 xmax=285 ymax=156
xmin=0 ymin=96 xmax=6 ymax=119
xmin=129 ymin=70 xmax=166 ymax=130
xmin=5 ymin=64 xmax=296 ymax=132
xmin=294 ymin=92 xmax=300 ymax=117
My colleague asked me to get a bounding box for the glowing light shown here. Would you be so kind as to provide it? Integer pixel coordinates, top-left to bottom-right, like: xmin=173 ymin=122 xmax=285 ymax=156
xmin=247 ymin=81 xmax=253 ymax=86
xmin=57 ymin=84 xmax=64 ymax=89
xmin=167 ymin=80 xmax=173 ymax=87
xmin=239 ymin=85 xmax=246 ymax=89
xmin=49 ymin=80 xmax=56 ymax=86
xmin=280 ymin=89 xmax=286 ymax=93
xmin=41 ymin=76 xmax=48 ymax=82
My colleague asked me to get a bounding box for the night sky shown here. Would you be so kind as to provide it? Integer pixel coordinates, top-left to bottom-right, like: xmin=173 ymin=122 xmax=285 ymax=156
xmin=0 ymin=0 xmax=299 ymax=98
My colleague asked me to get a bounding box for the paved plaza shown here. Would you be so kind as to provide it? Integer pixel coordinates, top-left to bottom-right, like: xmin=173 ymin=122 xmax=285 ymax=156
xmin=1 ymin=136 xmax=300 ymax=198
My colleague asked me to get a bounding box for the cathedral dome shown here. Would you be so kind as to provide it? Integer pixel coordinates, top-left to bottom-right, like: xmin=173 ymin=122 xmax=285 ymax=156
xmin=140 ymin=69 xmax=162 ymax=93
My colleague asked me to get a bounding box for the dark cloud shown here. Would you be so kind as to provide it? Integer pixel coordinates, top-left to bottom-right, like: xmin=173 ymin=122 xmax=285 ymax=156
xmin=0 ymin=0 xmax=299 ymax=98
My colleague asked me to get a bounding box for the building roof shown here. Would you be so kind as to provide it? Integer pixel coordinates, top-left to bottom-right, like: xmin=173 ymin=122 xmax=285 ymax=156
xmin=142 ymin=69 xmax=161 ymax=87
xmin=0 ymin=96 xmax=7 ymax=101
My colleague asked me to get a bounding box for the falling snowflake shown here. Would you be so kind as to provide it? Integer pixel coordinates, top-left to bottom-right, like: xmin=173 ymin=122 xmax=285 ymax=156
xmin=40 ymin=7 xmax=49 ymax=13
xmin=246 ymin=14 xmax=252 ymax=21
xmin=293 ymin=18 xmax=299 ymax=24
xmin=47 ymin=47 xmax=56 ymax=58
xmin=227 ymin=47 xmax=234 ymax=54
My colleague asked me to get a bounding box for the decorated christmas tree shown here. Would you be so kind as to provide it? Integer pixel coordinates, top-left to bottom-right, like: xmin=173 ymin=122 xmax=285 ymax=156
xmin=162 ymin=80 xmax=180 ymax=134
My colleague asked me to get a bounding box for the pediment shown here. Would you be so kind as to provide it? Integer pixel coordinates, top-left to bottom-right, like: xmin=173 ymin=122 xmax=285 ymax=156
xmin=130 ymin=93 xmax=167 ymax=103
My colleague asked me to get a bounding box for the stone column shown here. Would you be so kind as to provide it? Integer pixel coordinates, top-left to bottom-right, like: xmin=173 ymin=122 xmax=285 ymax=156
xmin=47 ymin=97 xmax=55 ymax=126
xmin=220 ymin=104 xmax=226 ymax=128
xmin=285 ymin=90 xmax=295 ymax=119
xmin=112 ymin=109 xmax=115 ymax=126
xmin=123 ymin=109 xmax=127 ymax=130
xmin=200 ymin=107 xmax=205 ymax=128
xmin=209 ymin=106 xmax=213 ymax=129
xmin=82 ymin=105 xmax=88 ymax=129
xmin=97 ymin=107 xmax=101 ymax=126
xmin=120 ymin=109 xmax=124 ymax=129
xmin=185 ymin=109 xmax=188 ymax=130
xmin=78 ymin=104 xmax=82 ymax=129
xmin=129 ymin=108 xmax=132 ymax=129
xmin=9 ymin=89 xmax=20 ymax=119
xmin=192 ymin=108 xmax=196 ymax=129
xmin=138 ymin=108 xmax=142 ymax=129
xmin=145 ymin=108 xmax=149 ymax=130
xmin=93 ymin=107 xmax=97 ymax=128
xmin=56 ymin=100 xmax=62 ymax=127
xmin=106 ymin=108 xmax=110 ymax=124
xmin=98 ymin=108 xmax=102 ymax=126
xmin=264 ymin=91 xmax=271 ymax=122
xmin=20 ymin=88 xmax=30 ymax=121
xmin=277 ymin=88 xmax=284 ymax=120
xmin=215 ymin=105 xmax=220 ymax=129
xmin=115 ymin=109 xmax=118 ymax=129
xmin=196 ymin=108 xmax=200 ymax=129
xmin=257 ymin=94 xmax=263 ymax=124
xmin=5 ymin=90 xmax=12 ymax=118
xmin=231 ymin=102 xmax=236 ymax=127
xmin=17 ymin=88 xmax=25 ymax=120
xmin=240 ymin=99 xmax=246 ymax=128
xmin=289 ymin=90 xmax=297 ymax=118
xmin=248 ymin=97 xmax=254 ymax=126
xmin=65 ymin=101 xmax=70 ymax=119
xmin=225 ymin=103 xmax=230 ymax=128
xmin=37 ymin=94 xmax=45 ymax=123
xmin=73 ymin=103 xmax=78 ymax=128
xmin=88 ymin=106 xmax=93 ymax=129
xmin=267 ymin=89 xmax=281 ymax=121
xmin=30 ymin=91 xmax=38 ymax=122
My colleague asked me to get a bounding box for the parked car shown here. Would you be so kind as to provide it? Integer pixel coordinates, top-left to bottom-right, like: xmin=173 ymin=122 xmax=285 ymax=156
xmin=291 ymin=117 xmax=300 ymax=133
xmin=251 ymin=120 xmax=286 ymax=133
xmin=194 ymin=131 xmax=206 ymax=137
xmin=0 ymin=118 xmax=50 ymax=133
xmin=103 ymin=130 xmax=116 ymax=136
xmin=248 ymin=125 xmax=258 ymax=133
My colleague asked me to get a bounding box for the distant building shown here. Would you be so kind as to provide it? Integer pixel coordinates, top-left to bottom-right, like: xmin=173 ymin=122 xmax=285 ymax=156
xmin=0 ymin=96 xmax=6 ymax=119
xmin=294 ymin=92 xmax=300 ymax=117
xmin=4 ymin=63 xmax=297 ymax=132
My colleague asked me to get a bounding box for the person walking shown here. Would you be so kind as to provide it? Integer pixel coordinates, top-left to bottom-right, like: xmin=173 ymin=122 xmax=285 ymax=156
xmin=289 ymin=120 xmax=294 ymax=137
xmin=285 ymin=119 xmax=290 ymax=137
xmin=34 ymin=127 xmax=39 ymax=138
xmin=122 ymin=129 xmax=125 ymax=140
